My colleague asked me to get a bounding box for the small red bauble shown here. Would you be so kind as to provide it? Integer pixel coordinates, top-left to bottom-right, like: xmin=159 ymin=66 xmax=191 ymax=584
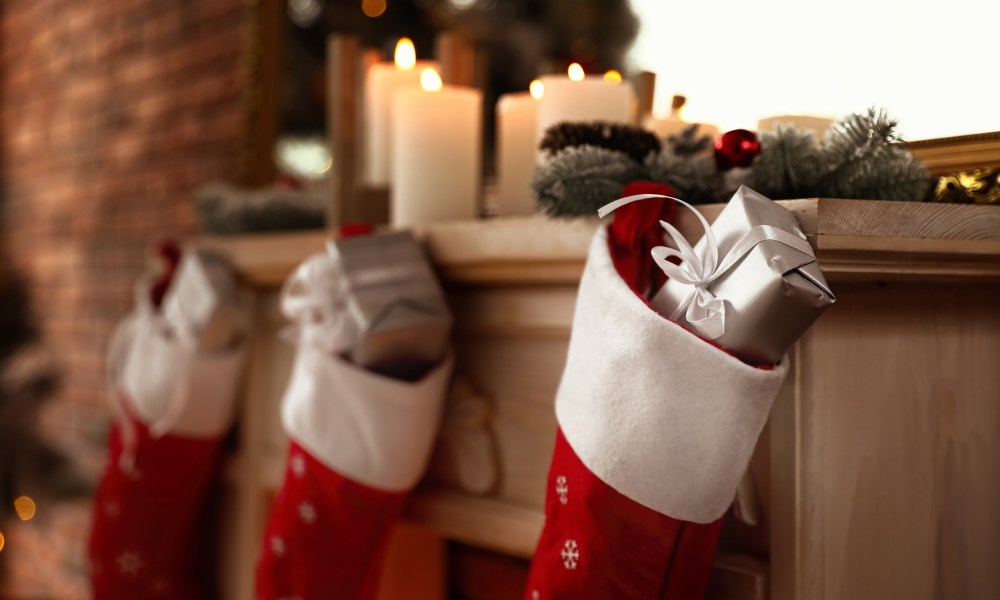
xmin=714 ymin=129 xmax=761 ymax=171
xmin=338 ymin=222 xmax=375 ymax=238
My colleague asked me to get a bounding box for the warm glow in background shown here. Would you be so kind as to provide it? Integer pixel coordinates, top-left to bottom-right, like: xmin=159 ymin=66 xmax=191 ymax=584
xmin=628 ymin=0 xmax=1000 ymax=140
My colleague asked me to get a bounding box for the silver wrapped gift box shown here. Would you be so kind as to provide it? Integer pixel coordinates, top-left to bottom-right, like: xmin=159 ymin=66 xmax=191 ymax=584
xmin=328 ymin=231 xmax=452 ymax=378
xmin=651 ymin=186 xmax=835 ymax=365
xmin=161 ymin=249 xmax=244 ymax=352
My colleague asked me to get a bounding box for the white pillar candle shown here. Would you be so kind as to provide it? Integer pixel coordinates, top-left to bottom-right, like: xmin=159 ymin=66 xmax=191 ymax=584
xmin=363 ymin=38 xmax=439 ymax=187
xmin=495 ymin=82 xmax=541 ymax=216
xmin=391 ymin=68 xmax=482 ymax=226
xmin=535 ymin=64 xmax=636 ymax=144
xmin=757 ymin=115 xmax=835 ymax=142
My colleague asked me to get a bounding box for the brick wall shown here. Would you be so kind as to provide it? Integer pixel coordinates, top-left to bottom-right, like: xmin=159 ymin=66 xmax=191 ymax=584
xmin=0 ymin=1 xmax=247 ymax=596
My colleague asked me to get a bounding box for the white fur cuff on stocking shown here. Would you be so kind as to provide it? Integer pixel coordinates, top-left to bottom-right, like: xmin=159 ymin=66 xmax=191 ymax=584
xmin=119 ymin=311 xmax=247 ymax=438
xmin=555 ymin=226 xmax=789 ymax=524
xmin=282 ymin=345 xmax=454 ymax=492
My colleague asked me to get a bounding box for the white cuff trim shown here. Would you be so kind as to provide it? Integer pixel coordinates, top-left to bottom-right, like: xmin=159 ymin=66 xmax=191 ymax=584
xmin=282 ymin=344 xmax=454 ymax=492
xmin=120 ymin=312 xmax=247 ymax=438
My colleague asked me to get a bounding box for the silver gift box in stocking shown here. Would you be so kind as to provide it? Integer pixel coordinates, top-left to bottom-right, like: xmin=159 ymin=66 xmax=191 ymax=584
xmin=651 ymin=186 xmax=836 ymax=365
xmin=328 ymin=231 xmax=452 ymax=378
xmin=161 ymin=249 xmax=245 ymax=352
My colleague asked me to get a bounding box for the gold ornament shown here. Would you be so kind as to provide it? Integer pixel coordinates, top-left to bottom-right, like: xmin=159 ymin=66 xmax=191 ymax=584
xmin=932 ymin=167 xmax=1000 ymax=204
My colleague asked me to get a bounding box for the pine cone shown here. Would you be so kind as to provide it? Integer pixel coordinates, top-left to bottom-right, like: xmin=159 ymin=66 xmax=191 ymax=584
xmin=539 ymin=121 xmax=662 ymax=163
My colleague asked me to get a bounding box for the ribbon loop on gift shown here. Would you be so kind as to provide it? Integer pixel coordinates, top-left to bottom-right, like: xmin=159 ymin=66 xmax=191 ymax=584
xmin=279 ymin=252 xmax=358 ymax=355
xmin=599 ymin=193 xmax=821 ymax=341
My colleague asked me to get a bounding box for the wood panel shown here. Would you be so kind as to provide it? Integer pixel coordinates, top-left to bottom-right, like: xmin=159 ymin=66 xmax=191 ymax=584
xmin=199 ymin=199 xmax=1000 ymax=290
xmin=220 ymin=295 xmax=290 ymax=600
xmin=772 ymin=282 xmax=1000 ymax=599
xmin=242 ymin=0 xmax=283 ymax=187
xmin=448 ymin=285 xmax=575 ymax=507
xmin=908 ymin=132 xmax=1000 ymax=174
xmin=813 ymin=199 xmax=1000 ymax=240
xmin=448 ymin=545 xmax=531 ymax=600
xmin=376 ymin=523 xmax=446 ymax=600
xmin=707 ymin=553 xmax=769 ymax=600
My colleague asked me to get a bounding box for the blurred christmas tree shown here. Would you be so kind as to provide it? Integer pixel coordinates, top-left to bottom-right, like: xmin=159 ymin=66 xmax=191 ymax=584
xmin=0 ymin=243 xmax=90 ymax=523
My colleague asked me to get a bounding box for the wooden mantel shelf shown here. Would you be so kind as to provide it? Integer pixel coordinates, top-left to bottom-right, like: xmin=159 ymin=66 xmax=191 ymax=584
xmin=198 ymin=199 xmax=1000 ymax=286
xmin=215 ymin=197 xmax=1000 ymax=600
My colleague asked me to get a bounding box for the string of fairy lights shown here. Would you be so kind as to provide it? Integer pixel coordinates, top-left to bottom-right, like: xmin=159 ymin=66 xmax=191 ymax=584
xmin=0 ymin=496 xmax=38 ymax=554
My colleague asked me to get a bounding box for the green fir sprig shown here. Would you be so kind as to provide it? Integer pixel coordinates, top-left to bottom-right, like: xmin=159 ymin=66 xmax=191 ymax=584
xmin=533 ymin=145 xmax=648 ymax=217
xmin=532 ymin=107 xmax=933 ymax=216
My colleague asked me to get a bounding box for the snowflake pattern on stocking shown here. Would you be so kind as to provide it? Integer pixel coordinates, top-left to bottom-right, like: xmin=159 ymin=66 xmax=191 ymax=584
xmin=561 ymin=539 xmax=579 ymax=570
xmin=271 ymin=536 xmax=287 ymax=557
xmin=297 ymin=502 xmax=317 ymax=524
xmin=290 ymin=454 xmax=306 ymax=477
xmin=151 ymin=578 xmax=171 ymax=596
xmin=555 ymin=476 xmax=569 ymax=504
xmin=116 ymin=550 xmax=143 ymax=576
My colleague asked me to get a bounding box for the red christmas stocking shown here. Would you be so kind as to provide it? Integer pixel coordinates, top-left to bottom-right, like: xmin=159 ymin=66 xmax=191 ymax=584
xmin=255 ymin=255 xmax=453 ymax=600
xmin=524 ymin=182 xmax=788 ymax=599
xmin=88 ymin=277 xmax=247 ymax=599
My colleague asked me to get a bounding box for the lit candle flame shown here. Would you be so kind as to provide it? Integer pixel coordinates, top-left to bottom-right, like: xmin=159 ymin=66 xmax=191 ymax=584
xmin=568 ymin=63 xmax=585 ymax=81
xmin=395 ymin=38 xmax=416 ymax=71
xmin=604 ymin=70 xmax=622 ymax=84
xmin=529 ymin=79 xmax=544 ymax=99
xmin=420 ymin=68 xmax=443 ymax=92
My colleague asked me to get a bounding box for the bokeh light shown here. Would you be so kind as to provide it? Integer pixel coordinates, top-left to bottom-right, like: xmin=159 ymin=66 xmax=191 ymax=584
xmin=529 ymin=79 xmax=544 ymax=99
xmin=14 ymin=496 xmax=36 ymax=521
xmin=604 ymin=70 xmax=622 ymax=84
xmin=362 ymin=0 xmax=387 ymax=18
xmin=420 ymin=68 xmax=443 ymax=92
xmin=288 ymin=0 xmax=323 ymax=27
xmin=447 ymin=0 xmax=478 ymax=11
xmin=567 ymin=63 xmax=585 ymax=82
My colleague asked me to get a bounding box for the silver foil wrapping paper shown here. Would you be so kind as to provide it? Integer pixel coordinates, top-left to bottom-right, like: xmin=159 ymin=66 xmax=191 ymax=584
xmin=651 ymin=186 xmax=835 ymax=365
xmin=329 ymin=231 xmax=452 ymax=377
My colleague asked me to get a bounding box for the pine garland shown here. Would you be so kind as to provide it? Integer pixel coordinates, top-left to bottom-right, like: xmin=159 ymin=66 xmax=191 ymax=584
xmin=196 ymin=183 xmax=327 ymax=234
xmin=539 ymin=121 xmax=662 ymax=163
xmin=745 ymin=125 xmax=824 ymax=199
xmin=644 ymin=147 xmax=719 ymax=204
xmin=816 ymin=108 xmax=931 ymax=200
xmin=533 ymin=145 xmax=648 ymax=217
xmin=532 ymin=107 xmax=934 ymax=216
xmin=665 ymin=124 xmax=714 ymax=156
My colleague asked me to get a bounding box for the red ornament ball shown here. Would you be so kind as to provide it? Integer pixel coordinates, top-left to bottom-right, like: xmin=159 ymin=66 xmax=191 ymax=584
xmin=714 ymin=129 xmax=761 ymax=171
xmin=338 ymin=222 xmax=375 ymax=238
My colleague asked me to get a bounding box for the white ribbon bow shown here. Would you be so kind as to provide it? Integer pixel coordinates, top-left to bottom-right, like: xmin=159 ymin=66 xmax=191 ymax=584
xmin=279 ymin=252 xmax=358 ymax=355
xmin=599 ymin=192 xmax=816 ymax=341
